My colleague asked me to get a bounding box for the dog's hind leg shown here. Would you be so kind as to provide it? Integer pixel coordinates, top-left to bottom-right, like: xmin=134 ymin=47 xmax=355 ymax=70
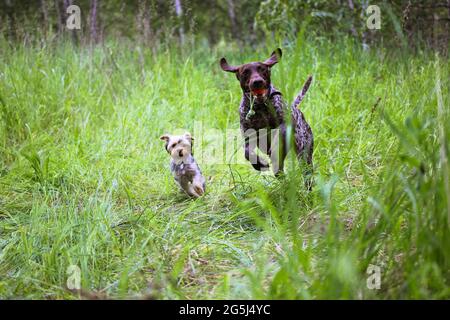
xmin=297 ymin=136 xmax=314 ymax=191
xmin=303 ymin=158 xmax=314 ymax=191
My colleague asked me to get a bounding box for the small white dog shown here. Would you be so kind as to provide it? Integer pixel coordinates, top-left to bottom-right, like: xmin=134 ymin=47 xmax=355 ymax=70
xmin=160 ymin=132 xmax=205 ymax=198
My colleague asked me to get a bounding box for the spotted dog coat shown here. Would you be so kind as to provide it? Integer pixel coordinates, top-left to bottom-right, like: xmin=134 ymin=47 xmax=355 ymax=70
xmin=221 ymin=48 xmax=313 ymax=188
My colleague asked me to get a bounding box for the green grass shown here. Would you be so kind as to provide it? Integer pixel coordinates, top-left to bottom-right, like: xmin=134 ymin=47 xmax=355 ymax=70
xmin=0 ymin=36 xmax=449 ymax=299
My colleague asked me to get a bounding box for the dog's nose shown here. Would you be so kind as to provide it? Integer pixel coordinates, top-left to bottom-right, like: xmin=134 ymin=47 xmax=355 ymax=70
xmin=178 ymin=150 xmax=183 ymax=157
xmin=252 ymin=79 xmax=264 ymax=88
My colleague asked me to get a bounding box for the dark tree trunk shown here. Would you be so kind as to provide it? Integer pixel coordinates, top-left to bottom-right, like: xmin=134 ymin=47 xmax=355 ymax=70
xmin=143 ymin=1 xmax=152 ymax=45
xmin=347 ymin=0 xmax=358 ymax=38
xmin=227 ymin=0 xmax=239 ymax=42
xmin=174 ymin=0 xmax=185 ymax=45
xmin=90 ymin=0 xmax=99 ymax=44
xmin=40 ymin=0 xmax=49 ymax=39
xmin=5 ymin=0 xmax=17 ymax=41
xmin=54 ymin=0 xmax=65 ymax=37
xmin=447 ymin=0 xmax=450 ymax=55
xmin=138 ymin=0 xmax=152 ymax=45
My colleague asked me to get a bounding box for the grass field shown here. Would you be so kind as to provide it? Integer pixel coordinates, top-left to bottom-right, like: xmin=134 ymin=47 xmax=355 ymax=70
xmin=0 ymin=36 xmax=449 ymax=299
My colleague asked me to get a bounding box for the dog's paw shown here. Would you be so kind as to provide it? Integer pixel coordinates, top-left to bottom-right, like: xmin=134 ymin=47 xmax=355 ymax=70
xmin=193 ymin=184 xmax=204 ymax=197
xmin=274 ymin=170 xmax=285 ymax=178
xmin=252 ymin=162 xmax=270 ymax=171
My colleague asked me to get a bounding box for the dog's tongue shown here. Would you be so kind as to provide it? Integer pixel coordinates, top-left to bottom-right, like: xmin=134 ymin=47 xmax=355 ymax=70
xmin=252 ymin=88 xmax=267 ymax=96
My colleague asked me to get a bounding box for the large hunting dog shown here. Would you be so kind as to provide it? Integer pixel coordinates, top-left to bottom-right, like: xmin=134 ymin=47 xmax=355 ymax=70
xmin=220 ymin=48 xmax=314 ymax=188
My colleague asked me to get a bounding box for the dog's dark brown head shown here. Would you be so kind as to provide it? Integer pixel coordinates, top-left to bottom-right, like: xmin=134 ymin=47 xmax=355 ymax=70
xmin=220 ymin=48 xmax=282 ymax=102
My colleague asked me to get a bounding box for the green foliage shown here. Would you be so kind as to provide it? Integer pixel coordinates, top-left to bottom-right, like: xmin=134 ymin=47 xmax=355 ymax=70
xmin=1 ymin=0 xmax=448 ymax=51
xmin=0 ymin=35 xmax=449 ymax=299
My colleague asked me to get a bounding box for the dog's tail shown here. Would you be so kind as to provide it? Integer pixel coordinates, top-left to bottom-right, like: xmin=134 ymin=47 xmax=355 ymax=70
xmin=291 ymin=75 xmax=313 ymax=110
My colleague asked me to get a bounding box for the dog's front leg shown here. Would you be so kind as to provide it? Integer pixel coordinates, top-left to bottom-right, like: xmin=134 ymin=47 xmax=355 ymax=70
xmin=269 ymin=125 xmax=287 ymax=176
xmin=187 ymin=184 xmax=201 ymax=198
xmin=178 ymin=177 xmax=200 ymax=198
xmin=244 ymin=136 xmax=269 ymax=171
xmin=192 ymin=173 xmax=205 ymax=196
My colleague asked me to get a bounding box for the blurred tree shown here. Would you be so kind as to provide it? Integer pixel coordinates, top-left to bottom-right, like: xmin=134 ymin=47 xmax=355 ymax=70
xmin=89 ymin=0 xmax=98 ymax=44
xmin=174 ymin=0 xmax=185 ymax=44
xmin=227 ymin=0 xmax=237 ymax=39
xmin=0 ymin=0 xmax=447 ymax=53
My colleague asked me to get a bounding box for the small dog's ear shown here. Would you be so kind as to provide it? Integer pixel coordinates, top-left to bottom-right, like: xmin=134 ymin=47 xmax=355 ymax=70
xmin=160 ymin=134 xmax=170 ymax=142
xmin=220 ymin=57 xmax=239 ymax=73
xmin=264 ymin=48 xmax=282 ymax=67
xmin=184 ymin=132 xmax=194 ymax=141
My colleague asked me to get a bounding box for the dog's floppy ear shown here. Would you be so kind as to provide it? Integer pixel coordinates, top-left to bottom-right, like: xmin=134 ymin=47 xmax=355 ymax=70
xmin=184 ymin=132 xmax=194 ymax=142
xmin=220 ymin=57 xmax=239 ymax=73
xmin=184 ymin=132 xmax=194 ymax=155
xmin=160 ymin=134 xmax=170 ymax=142
xmin=264 ymin=48 xmax=282 ymax=67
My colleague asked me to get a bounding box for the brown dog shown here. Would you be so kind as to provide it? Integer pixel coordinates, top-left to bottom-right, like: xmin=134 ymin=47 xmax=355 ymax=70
xmin=220 ymin=48 xmax=313 ymax=188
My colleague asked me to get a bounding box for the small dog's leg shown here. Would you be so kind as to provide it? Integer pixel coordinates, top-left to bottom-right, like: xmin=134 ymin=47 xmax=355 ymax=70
xmin=178 ymin=178 xmax=199 ymax=198
xmin=187 ymin=184 xmax=201 ymax=198
xmin=192 ymin=174 xmax=205 ymax=196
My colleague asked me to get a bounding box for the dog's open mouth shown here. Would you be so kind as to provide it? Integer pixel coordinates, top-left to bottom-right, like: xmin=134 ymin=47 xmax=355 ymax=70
xmin=251 ymin=88 xmax=268 ymax=98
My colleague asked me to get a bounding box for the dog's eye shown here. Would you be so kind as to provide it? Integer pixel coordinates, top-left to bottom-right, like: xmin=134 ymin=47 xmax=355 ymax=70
xmin=170 ymin=143 xmax=176 ymax=149
xmin=242 ymin=69 xmax=250 ymax=77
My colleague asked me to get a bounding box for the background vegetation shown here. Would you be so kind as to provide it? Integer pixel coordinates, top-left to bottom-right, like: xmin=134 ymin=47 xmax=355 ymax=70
xmin=0 ymin=0 xmax=449 ymax=299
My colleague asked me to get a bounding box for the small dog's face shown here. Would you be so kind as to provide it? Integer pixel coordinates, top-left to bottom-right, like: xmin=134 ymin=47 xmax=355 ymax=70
xmin=160 ymin=133 xmax=193 ymax=163
xmin=220 ymin=48 xmax=282 ymax=103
